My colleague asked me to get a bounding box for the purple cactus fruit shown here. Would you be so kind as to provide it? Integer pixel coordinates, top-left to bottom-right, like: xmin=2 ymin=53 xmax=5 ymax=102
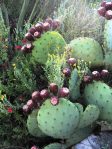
xmin=25 ymin=32 xmax=34 ymax=41
xmin=49 ymin=83 xmax=58 ymax=94
xmin=59 ymin=87 xmax=69 ymax=97
xmin=43 ymin=22 xmax=51 ymax=31
xmin=83 ymin=75 xmax=93 ymax=84
xmin=105 ymin=10 xmax=112 ymax=20
xmin=92 ymin=71 xmax=100 ymax=80
xmin=52 ymin=19 xmax=61 ymax=30
xmin=35 ymin=23 xmax=43 ymax=32
xmin=26 ymin=43 xmax=34 ymax=53
xmin=27 ymin=99 xmax=34 ymax=109
xmin=31 ymin=146 xmax=39 ymax=149
xmin=101 ymin=69 xmax=109 ymax=77
xmin=32 ymin=91 xmax=41 ymax=101
xmin=46 ymin=18 xmax=53 ymax=26
xmin=22 ymin=105 xmax=29 ymax=113
xmin=105 ymin=2 xmax=112 ymax=10
xmin=40 ymin=89 xmax=49 ymax=99
xmin=29 ymin=27 xmax=36 ymax=35
xmin=101 ymin=1 xmax=106 ymax=7
xmin=50 ymin=96 xmax=59 ymax=106
xmin=21 ymin=45 xmax=27 ymax=53
xmin=97 ymin=7 xmax=106 ymax=17
xmin=67 ymin=58 xmax=77 ymax=66
xmin=34 ymin=31 xmax=41 ymax=38
xmin=62 ymin=68 xmax=71 ymax=77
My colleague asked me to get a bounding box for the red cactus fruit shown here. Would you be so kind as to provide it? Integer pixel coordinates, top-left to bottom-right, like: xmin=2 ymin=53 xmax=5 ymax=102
xmin=105 ymin=10 xmax=112 ymax=20
xmin=29 ymin=27 xmax=36 ymax=35
xmin=101 ymin=1 xmax=106 ymax=7
xmin=105 ymin=2 xmax=112 ymax=10
xmin=92 ymin=71 xmax=100 ymax=80
xmin=83 ymin=75 xmax=93 ymax=83
xmin=35 ymin=23 xmax=43 ymax=32
xmin=27 ymin=99 xmax=34 ymax=109
xmin=26 ymin=43 xmax=34 ymax=52
xmin=32 ymin=91 xmax=41 ymax=101
xmin=46 ymin=18 xmax=53 ymax=26
xmin=62 ymin=68 xmax=71 ymax=77
xmin=31 ymin=146 xmax=39 ymax=149
xmin=59 ymin=87 xmax=69 ymax=97
xmin=49 ymin=83 xmax=58 ymax=94
xmin=67 ymin=58 xmax=77 ymax=66
xmin=50 ymin=96 xmax=59 ymax=106
xmin=40 ymin=89 xmax=49 ymax=99
xmin=52 ymin=19 xmax=61 ymax=30
xmin=101 ymin=69 xmax=109 ymax=77
xmin=43 ymin=22 xmax=51 ymax=31
xmin=34 ymin=31 xmax=41 ymax=38
xmin=25 ymin=32 xmax=34 ymax=41
xmin=21 ymin=45 xmax=27 ymax=53
xmin=22 ymin=105 xmax=29 ymax=113
xmin=97 ymin=7 xmax=106 ymax=17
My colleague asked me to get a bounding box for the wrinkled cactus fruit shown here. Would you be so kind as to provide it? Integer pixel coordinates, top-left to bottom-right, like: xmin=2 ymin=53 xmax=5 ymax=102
xmin=27 ymin=109 xmax=45 ymax=137
xmin=69 ymin=37 xmax=103 ymax=67
xmin=84 ymin=81 xmax=112 ymax=123
xmin=37 ymin=98 xmax=80 ymax=139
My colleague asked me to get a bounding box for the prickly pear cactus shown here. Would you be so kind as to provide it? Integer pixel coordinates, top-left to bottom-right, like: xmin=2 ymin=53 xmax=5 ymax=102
xmin=104 ymin=20 xmax=112 ymax=52
xmin=66 ymin=126 xmax=93 ymax=148
xmin=69 ymin=37 xmax=103 ymax=67
xmin=104 ymin=20 xmax=112 ymax=69
xmin=43 ymin=143 xmax=66 ymax=149
xmin=84 ymin=81 xmax=112 ymax=123
xmin=78 ymin=105 xmax=100 ymax=128
xmin=27 ymin=109 xmax=45 ymax=137
xmin=37 ymin=98 xmax=80 ymax=139
xmin=31 ymin=31 xmax=66 ymax=64
xmin=69 ymin=69 xmax=81 ymax=101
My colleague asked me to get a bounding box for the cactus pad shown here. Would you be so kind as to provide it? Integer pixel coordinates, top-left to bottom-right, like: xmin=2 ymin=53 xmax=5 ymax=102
xmin=43 ymin=143 xmax=66 ymax=149
xmin=78 ymin=105 xmax=100 ymax=128
xmin=66 ymin=126 xmax=93 ymax=148
xmin=31 ymin=31 xmax=66 ymax=64
xmin=37 ymin=98 xmax=80 ymax=139
xmin=84 ymin=81 xmax=112 ymax=123
xmin=69 ymin=69 xmax=81 ymax=101
xmin=27 ymin=109 xmax=45 ymax=137
xmin=69 ymin=37 xmax=103 ymax=66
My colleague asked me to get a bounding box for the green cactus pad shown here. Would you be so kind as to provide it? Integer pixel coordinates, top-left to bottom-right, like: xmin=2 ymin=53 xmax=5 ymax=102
xmin=84 ymin=81 xmax=112 ymax=123
xmin=31 ymin=31 xmax=66 ymax=64
xmin=78 ymin=105 xmax=100 ymax=128
xmin=37 ymin=98 xmax=80 ymax=139
xmin=43 ymin=143 xmax=67 ymax=149
xmin=75 ymin=103 xmax=83 ymax=116
xmin=69 ymin=37 xmax=103 ymax=67
xmin=66 ymin=126 xmax=93 ymax=148
xmin=104 ymin=20 xmax=112 ymax=52
xmin=69 ymin=69 xmax=81 ymax=101
xmin=27 ymin=109 xmax=45 ymax=137
xmin=104 ymin=20 xmax=112 ymax=70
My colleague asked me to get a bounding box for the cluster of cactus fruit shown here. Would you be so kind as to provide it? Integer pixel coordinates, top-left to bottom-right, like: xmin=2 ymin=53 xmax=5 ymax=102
xmin=98 ymin=1 xmax=112 ymax=20
xmin=23 ymin=84 xmax=69 ymax=114
xmin=19 ymin=1 xmax=112 ymax=148
xmin=83 ymin=69 xmax=109 ymax=84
